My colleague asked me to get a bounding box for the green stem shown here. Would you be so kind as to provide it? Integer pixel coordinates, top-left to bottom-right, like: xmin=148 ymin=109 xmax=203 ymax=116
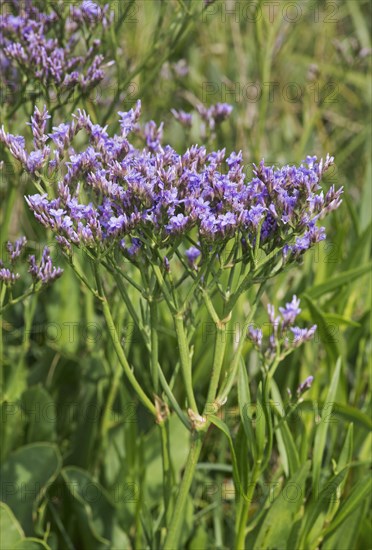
xmin=204 ymin=325 xmax=227 ymax=413
xmin=18 ymin=293 xmax=37 ymax=368
xmin=174 ymin=313 xmax=198 ymax=413
xmin=216 ymin=299 xmax=260 ymax=405
xmin=94 ymin=265 xmax=157 ymax=417
xmin=69 ymin=256 xmax=101 ymax=299
xmin=150 ymin=299 xmax=159 ymax=393
xmin=163 ymin=432 xmax=203 ymax=550
xmin=159 ymin=420 xmax=173 ymax=525
xmin=0 ymin=287 xmax=35 ymax=315
xmin=110 ymin=264 xmax=191 ymax=430
xmin=0 ymin=284 xmax=6 ymax=401
xmin=100 ymin=358 xmax=122 ymax=451
xmin=0 ymin=183 xmax=17 ymax=249
xmin=235 ymin=462 xmax=261 ymax=550
xmin=157 ymin=364 xmax=191 ymax=430
xmin=260 ymin=372 xmax=274 ymax=471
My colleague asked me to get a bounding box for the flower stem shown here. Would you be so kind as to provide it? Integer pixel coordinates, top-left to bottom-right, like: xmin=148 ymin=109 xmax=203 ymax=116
xmin=99 ymin=358 xmax=122 ymax=452
xmin=163 ymin=432 xmax=203 ymax=550
xmin=94 ymin=265 xmax=157 ymax=417
xmin=110 ymin=263 xmax=192 ymax=430
xmin=150 ymin=298 xmax=159 ymax=393
xmin=159 ymin=420 xmax=173 ymax=524
xmin=174 ymin=312 xmax=198 ymax=413
xmin=0 ymin=284 xmax=6 ymax=401
xmin=204 ymin=325 xmax=227 ymax=413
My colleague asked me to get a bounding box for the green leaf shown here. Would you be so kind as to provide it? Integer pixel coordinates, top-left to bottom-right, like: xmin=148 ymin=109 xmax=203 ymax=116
xmin=297 ymin=400 xmax=372 ymax=431
xmin=253 ymin=461 xmax=310 ymax=550
xmin=341 ymin=221 xmax=371 ymax=268
xmin=238 ymin=359 xmax=257 ymax=460
xmin=317 ymin=424 xmax=354 ymax=534
xmin=46 ymin=263 xmax=81 ymax=355
xmin=21 ymin=386 xmax=56 ymax=444
xmin=312 ymin=358 xmax=342 ymax=496
xmin=337 ymin=423 xmax=354 ymax=477
xmin=298 ymin=467 xmax=350 ymax=549
xmin=0 ymin=502 xmax=24 ymax=547
xmin=235 ymin=425 xmax=249 ymax=495
xmin=62 ymin=466 xmax=131 ymax=550
xmin=208 ymin=415 xmax=242 ymax=499
xmin=13 ymin=538 xmax=52 ymax=549
xmin=346 ymin=0 xmax=371 ymax=49
xmin=143 ymin=414 xmax=189 ymax=505
xmin=270 ymin=380 xmax=300 ymax=477
xmin=255 ymin=383 xmax=266 ymax=458
xmin=322 ymin=475 xmax=372 ymax=539
xmin=0 ymin=443 xmax=62 ymax=535
xmin=305 ymin=264 xmax=371 ymax=300
xmin=322 ymin=501 xmax=367 ymax=550
xmin=189 ymin=524 xmax=210 ymax=550
xmin=322 ymin=313 xmax=360 ymax=328
xmin=303 ymin=295 xmax=340 ymax=364
xmin=0 ymin=502 xmax=52 ymax=549
xmin=0 ymin=400 xmax=25 ymax=463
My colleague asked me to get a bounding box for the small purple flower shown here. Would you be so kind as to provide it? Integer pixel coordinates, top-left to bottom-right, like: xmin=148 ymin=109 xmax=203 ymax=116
xmin=171 ymin=109 xmax=192 ymax=128
xmin=290 ymin=325 xmax=317 ymax=347
xmin=166 ymin=213 xmax=189 ymax=234
xmin=197 ymin=102 xmax=233 ymax=131
xmin=185 ymin=246 xmax=201 ymax=268
xmin=144 ymin=121 xmax=164 ymax=152
xmin=6 ymin=237 xmax=27 ymax=262
xmin=118 ymin=100 xmax=142 ymax=137
xmin=127 ymin=238 xmax=142 ymax=257
xmin=28 ymin=247 xmax=63 ymax=285
xmin=0 ymin=268 xmax=20 ymax=286
xmin=257 ymin=297 xmax=317 ymax=357
xmin=49 ymin=122 xmax=76 ymax=149
xmin=107 ymin=215 xmax=128 ymax=235
xmin=279 ymin=295 xmax=301 ymax=326
xmin=296 ymin=375 xmax=314 ymax=396
xmin=172 ymin=59 xmax=189 ymax=78
xmin=246 ymin=205 xmax=267 ymax=228
xmin=26 ymin=105 xmax=51 ymax=149
xmin=70 ymin=1 xmax=111 ymax=26
xmin=211 ymin=102 xmax=233 ymax=123
xmin=226 ymin=151 xmax=243 ymax=168
xmin=26 ymin=149 xmax=49 ymax=174
xmin=247 ymin=326 xmax=263 ymax=348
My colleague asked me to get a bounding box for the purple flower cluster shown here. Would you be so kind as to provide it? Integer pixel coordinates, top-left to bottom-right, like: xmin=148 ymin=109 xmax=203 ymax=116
xmin=0 ymin=1 xmax=112 ymax=99
xmin=287 ymin=375 xmax=314 ymax=400
xmin=6 ymin=235 xmax=27 ymax=262
xmin=185 ymin=246 xmax=201 ymax=269
xmin=0 ymin=266 xmax=20 ymax=286
xmin=171 ymin=109 xmax=193 ymax=128
xmin=0 ymin=237 xmax=63 ymax=287
xmin=28 ymin=247 xmax=63 ymax=285
xmin=248 ymin=296 xmax=317 ymax=358
xmin=197 ymin=102 xmax=233 ymax=131
xmin=0 ymin=236 xmax=27 ymax=286
xmin=0 ymin=103 xmax=342 ymax=272
xmin=296 ymin=375 xmax=314 ymax=396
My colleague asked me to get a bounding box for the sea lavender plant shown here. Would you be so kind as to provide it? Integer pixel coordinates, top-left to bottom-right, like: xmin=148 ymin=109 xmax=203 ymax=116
xmin=0 ymin=102 xmax=343 ymax=549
